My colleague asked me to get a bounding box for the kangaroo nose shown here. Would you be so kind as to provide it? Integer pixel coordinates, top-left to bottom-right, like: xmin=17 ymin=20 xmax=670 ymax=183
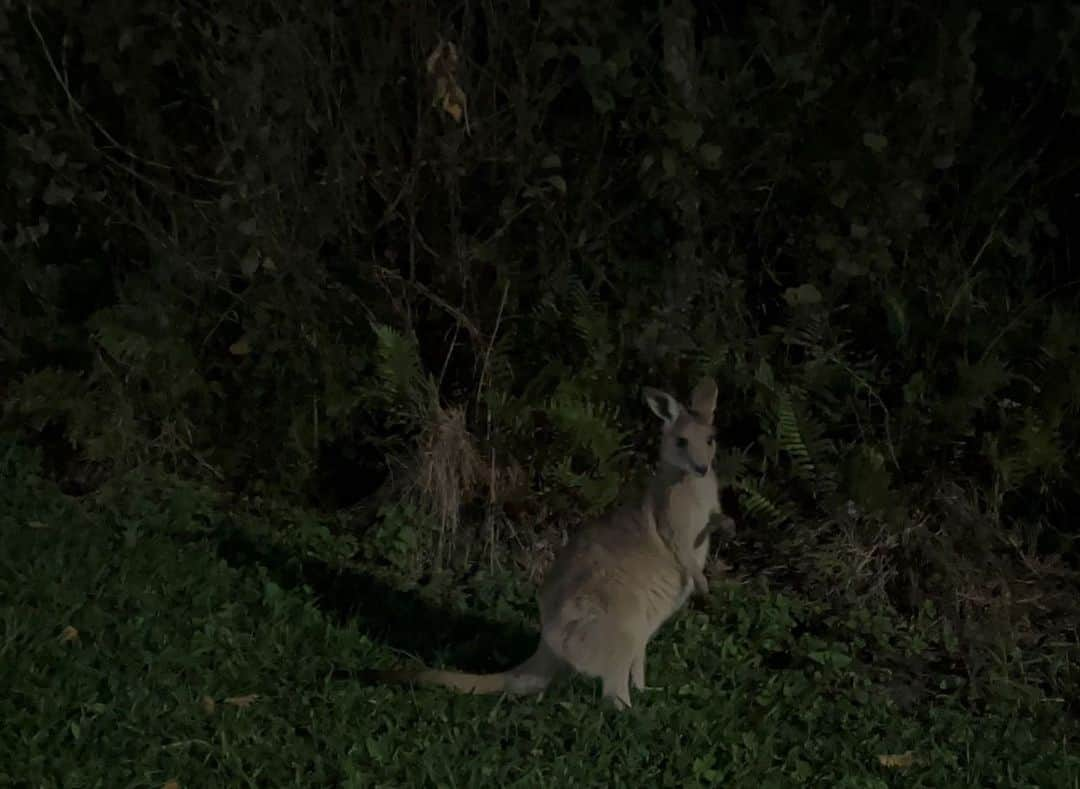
xmin=694 ymin=463 xmax=708 ymax=476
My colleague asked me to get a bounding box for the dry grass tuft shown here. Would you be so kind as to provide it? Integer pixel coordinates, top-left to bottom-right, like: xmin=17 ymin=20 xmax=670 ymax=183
xmin=414 ymin=404 xmax=483 ymax=565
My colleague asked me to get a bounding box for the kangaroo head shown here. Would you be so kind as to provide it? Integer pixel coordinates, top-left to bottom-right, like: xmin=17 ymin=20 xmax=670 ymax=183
xmin=642 ymin=378 xmax=718 ymax=477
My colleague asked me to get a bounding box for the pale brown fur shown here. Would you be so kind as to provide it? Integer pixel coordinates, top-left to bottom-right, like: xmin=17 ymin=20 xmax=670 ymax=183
xmin=651 ymin=469 xmax=710 ymax=597
xmin=367 ymin=379 xmax=724 ymax=710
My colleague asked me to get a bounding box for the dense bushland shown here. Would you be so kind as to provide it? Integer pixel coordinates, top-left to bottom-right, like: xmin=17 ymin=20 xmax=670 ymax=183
xmin=3 ymin=0 xmax=1079 ymax=701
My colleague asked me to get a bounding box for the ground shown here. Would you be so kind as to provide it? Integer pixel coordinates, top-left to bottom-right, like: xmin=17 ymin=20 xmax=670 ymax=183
xmin=2 ymin=444 xmax=1077 ymax=787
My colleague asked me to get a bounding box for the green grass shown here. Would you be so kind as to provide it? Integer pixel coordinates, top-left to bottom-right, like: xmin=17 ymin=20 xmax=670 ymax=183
xmin=2 ymin=443 xmax=1078 ymax=788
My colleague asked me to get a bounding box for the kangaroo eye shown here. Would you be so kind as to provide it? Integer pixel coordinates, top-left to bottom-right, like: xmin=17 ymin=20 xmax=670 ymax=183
xmin=676 ymin=437 xmax=688 ymax=449
xmin=707 ymin=437 xmax=714 ymax=446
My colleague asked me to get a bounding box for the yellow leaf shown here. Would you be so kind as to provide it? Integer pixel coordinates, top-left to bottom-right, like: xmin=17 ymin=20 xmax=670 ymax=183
xmin=426 ymin=40 xmax=467 ymax=125
xmin=199 ymin=696 xmax=216 ymax=715
xmin=59 ymin=625 xmax=80 ymax=644
xmin=440 ymin=83 xmax=466 ymax=122
xmin=877 ymin=751 xmax=916 ymax=768
xmin=863 ymin=132 xmax=889 ymax=152
xmin=239 ymin=248 xmax=260 ymax=277
xmin=425 ymin=40 xmax=458 ymax=76
xmin=229 ymin=337 xmax=251 ymax=355
xmin=28 ymin=520 xmax=50 ymax=529
xmin=224 ymin=693 xmax=259 ymax=708
xmin=163 ymin=780 xmax=180 ymax=789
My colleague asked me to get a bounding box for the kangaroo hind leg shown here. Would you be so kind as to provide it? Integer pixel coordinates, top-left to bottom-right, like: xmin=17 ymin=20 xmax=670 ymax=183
xmin=602 ymin=657 xmax=633 ymax=710
xmin=556 ymin=619 xmax=640 ymax=710
xmin=630 ymin=646 xmax=656 ymax=691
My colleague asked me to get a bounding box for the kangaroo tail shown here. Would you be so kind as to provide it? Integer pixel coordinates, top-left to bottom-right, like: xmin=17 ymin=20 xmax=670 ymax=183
xmin=363 ymin=642 xmax=560 ymax=696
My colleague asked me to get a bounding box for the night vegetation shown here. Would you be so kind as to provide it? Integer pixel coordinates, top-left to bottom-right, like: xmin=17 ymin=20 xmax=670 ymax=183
xmin=2 ymin=1 xmax=1078 ymax=784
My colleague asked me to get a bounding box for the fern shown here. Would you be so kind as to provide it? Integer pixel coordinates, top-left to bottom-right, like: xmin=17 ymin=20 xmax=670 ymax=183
xmin=527 ymin=384 xmax=632 ymax=514
xmin=373 ymin=324 xmax=423 ymax=397
xmin=370 ymin=323 xmax=436 ymax=429
xmin=777 ymin=390 xmax=815 ymax=481
xmin=736 ymin=479 xmax=790 ymax=528
xmin=773 ymin=388 xmax=840 ymax=499
xmin=986 ymin=410 xmax=1067 ymax=497
xmin=545 ymin=387 xmax=627 ymax=464
xmin=787 ymin=309 xmax=834 ymax=356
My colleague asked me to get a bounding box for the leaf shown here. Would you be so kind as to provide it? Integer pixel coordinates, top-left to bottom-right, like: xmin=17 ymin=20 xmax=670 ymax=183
xmin=163 ymin=781 xmax=180 ymax=789
xmin=661 ymin=147 xmax=677 ymax=177
xmin=572 ymin=45 xmax=602 ymax=67
xmin=844 ymin=446 xmax=892 ymax=512
xmin=224 ymin=693 xmax=260 ymax=708
xmin=59 ymin=625 xmax=80 ymax=644
xmin=588 ymin=89 xmax=615 ymax=114
xmin=426 ymin=41 xmax=467 ymax=124
xmin=668 ymin=119 xmax=704 ymax=151
xmin=699 ymin=143 xmax=724 ymax=168
xmin=862 ymin=132 xmax=889 ymax=152
xmin=42 ymin=179 xmax=76 ymax=206
xmin=545 ymin=175 xmax=567 ymax=194
xmin=776 ymin=391 xmax=814 ymax=479
xmin=435 ymin=77 xmax=467 ymax=122
xmin=229 ymin=336 xmax=252 ymax=355
xmin=884 ymin=292 xmax=907 ymax=339
xmin=877 ymin=751 xmax=916 ymax=768
xmin=240 ymin=249 xmax=260 ymax=277
xmin=903 ymin=371 xmax=926 ymax=404
xmin=10 ymin=169 xmax=36 ymax=192
xmin=736 ymin=480 xmax=789 ymax=527
xmin=238 ymin=218 xmax=257 ymax=236
xmin=783 ymin=283 xmax=823 ymax=306
xmin=200 ymin=696 xmax=216 ymax=715
xmin=28 ymin=520 xmax=50 ymax=529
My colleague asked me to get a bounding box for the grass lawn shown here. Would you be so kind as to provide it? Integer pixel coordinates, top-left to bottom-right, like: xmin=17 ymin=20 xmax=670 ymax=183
xmin=2 ymin=442 xmax=1078 ymax=788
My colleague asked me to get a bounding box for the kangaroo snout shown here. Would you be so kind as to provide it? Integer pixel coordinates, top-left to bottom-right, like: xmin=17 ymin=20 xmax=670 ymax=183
xmin=693 ymin=463 xmax=708 ymax=476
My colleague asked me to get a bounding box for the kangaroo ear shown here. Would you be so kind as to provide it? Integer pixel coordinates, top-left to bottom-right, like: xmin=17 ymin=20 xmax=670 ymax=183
xmin=690 ymin=378 xmax=718 ymax=421
xmin=643 ymin=387 xmax=682 ymax=426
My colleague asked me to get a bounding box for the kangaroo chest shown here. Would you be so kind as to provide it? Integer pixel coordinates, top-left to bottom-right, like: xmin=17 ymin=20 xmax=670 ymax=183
xmin=665 ymin=473 xmax=718 ymax=544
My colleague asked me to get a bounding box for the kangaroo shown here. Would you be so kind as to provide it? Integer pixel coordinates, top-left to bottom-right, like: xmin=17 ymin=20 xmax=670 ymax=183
xmin=366 ymin=378 xmax=723 ymax=709
xmin=653 ymin=469 xmax=711 ymax=598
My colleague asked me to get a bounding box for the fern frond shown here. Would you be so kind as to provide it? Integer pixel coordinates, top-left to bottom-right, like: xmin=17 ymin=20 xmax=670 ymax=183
xmin=788 ymin=310 xmax=832 ymax=354
xmin=370 ymin=322 xmax=436 ymax=425
xmin=545 ymin=388 xmax=627 ymax=463
xmin=777 ymin=389 xmax=815 ymax=481
xmin=736 ymin=479 xmax=791 ymax=528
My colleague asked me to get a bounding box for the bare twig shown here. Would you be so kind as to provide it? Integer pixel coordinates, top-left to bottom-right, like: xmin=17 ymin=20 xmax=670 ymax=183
xmin=980 ymin=277 xmax=1080 ymax=362
xmin=476 ymin=280 xmax=509 ymax=403
xmin=478 ymin=281 xmax=510 ymax=571
xmin=436 ymin=322 xmax=462 ymax=394
xmin=374 ymin=265 xmax=485 ymax=344
xmin=26 ymin=3 xmax=235 ymax=186
xmin=943 ymin=223 xmax=999 ymax=329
